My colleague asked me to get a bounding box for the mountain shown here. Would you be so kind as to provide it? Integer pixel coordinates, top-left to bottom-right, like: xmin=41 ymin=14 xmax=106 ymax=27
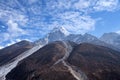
xmin=6 ymin=41 xmax=120 ymax=80
xmin=1 ymin=27 xmax=120 ymax=80
xmin=0 ymin=40 xmax=34 ymax=66
xmin=36 ymin=27 xmax=120 ymax=52
xmin=48 ymin=27 xmax=69 ymax=41
xmin=0 ymin=40 xmax=43 ymax=80
xmin=100 ymin=32 xmax=120 ymax=49
xmin=35 ymin=27 xmax=69 ymax=45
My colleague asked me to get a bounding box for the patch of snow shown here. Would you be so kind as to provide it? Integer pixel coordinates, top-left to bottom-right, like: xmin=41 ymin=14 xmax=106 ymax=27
xmin=53 ymin=41 xmax=72 ymax=65
xmin=62 ymin=61 xmax=81 ymax=80
xmin=0 ymin=46 xmax=4 ymax=49
xmin=52 ymin=26 xmax=70 ymax=36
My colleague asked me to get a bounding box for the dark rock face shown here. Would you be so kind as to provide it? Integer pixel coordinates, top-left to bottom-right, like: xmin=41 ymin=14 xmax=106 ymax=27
xmin=0 ymin=40 xmax=34 ymax=66
xmin=6 ymin=41 xmax=120 ymax=80
xmin=6 ymin=41 xmax=75 ymax=80
xmin=68 ymin=43 xmax=120 ymax=80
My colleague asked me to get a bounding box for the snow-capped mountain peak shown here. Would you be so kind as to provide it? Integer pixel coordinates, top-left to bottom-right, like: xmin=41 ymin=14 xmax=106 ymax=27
xmin=51 ymin=26 xmax=69 ymax=36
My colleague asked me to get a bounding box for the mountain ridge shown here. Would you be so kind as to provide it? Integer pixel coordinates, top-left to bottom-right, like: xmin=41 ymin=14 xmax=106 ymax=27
xmin=6 ymin=41 xmax=120 ymax=80
xmin=35 ymin=27 xmax=120 ymax=52
xmin=0 ymin=27 xmax=120 ymax=80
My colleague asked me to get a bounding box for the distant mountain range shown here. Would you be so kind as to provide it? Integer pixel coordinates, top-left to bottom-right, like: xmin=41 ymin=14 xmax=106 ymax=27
xmin=0 ymin=27 xmax=120 ymax=80
xmin=35 ymin=27 xmax=120 ymax=52
xmin=100 ymin=32 xmax=120 ymax=49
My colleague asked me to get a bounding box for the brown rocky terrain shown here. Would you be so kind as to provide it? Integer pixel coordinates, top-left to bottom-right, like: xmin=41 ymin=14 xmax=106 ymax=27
xmin=5 ymin=41 xmax=120 ymax=80
xmin=0 ymin=40 xmax=34 ymax=66
xmin=68 ymin=43 xmax=120 ymax=80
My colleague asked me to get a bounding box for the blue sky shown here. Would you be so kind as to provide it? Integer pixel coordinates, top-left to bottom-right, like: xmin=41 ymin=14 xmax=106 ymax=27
xmin=90 ymin=10 xmax=120 ymax=37
xmin=0 ymin=0 xmax=120 ymax=48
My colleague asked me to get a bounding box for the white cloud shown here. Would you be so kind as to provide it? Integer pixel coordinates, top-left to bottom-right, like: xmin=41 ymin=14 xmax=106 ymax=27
xmin=0 ymin=6 xmax=28 ymax=45
xmin=116 ymin=30 xmax=120 ymax=34
xmin=1 ymin=26 xmax=5 ymax=28
xmin=45 ymin=0 xmax=119 ymax=14
xmin=7 ymin=20 xmax=26 ymax=36
xmin=6 ymin=41 xmax=16 ymax=47
xmin=29 ymin=0 xmax=38 ymax=4
xmin=74 ymin=0 xmax=91 ymax=10
xmin=52 ymin=11 xmax=96 ymax=34
xmin=1 ymin=33 xmax=10 ymax=41
xmin=43 ymin=0 xmax=119 ymax=34
xmin=0 ymin=20 xmax=26 ymax=43
xmin=15 ymin=39 xmax=22 ymax=42
xmin=0 ymin=46 xmax=4 ymax=49
xmin=94 ymin=0 xmax=119 ymax=11
xmin=0 ymin=0 xmax=120 ymax=46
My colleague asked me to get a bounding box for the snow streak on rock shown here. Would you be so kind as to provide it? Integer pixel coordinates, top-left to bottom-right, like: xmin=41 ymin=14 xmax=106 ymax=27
xmin=54 ymin=41 xmax=87 ymax=80
xmin=53 ymin=41 xmax=72 ymax=65
xmin=0 ymin=45 xmax=43 ymax=80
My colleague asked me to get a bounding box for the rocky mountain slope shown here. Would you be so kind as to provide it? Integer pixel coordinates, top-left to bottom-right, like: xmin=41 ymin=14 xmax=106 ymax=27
xmin=6 ymin=41 xmax=120 ymax=80
xmin=0 ymin=40 xmax=43 ymax=80
xmin=0 ymin=40 xmax=34 ymax=66
xmin=1 ymin=27 xmax=120 ymax=80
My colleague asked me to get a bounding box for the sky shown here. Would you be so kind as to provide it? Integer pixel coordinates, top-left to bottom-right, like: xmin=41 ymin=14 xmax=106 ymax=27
xmin=0 ymin=0 xmax=120 ymax=48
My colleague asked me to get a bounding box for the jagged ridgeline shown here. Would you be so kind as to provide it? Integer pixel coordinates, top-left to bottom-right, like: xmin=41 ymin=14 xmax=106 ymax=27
xmin=5 ymin=41 xmax=120 ymax=80
xmin=0 ymin=27 xmax=120 ymax=80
